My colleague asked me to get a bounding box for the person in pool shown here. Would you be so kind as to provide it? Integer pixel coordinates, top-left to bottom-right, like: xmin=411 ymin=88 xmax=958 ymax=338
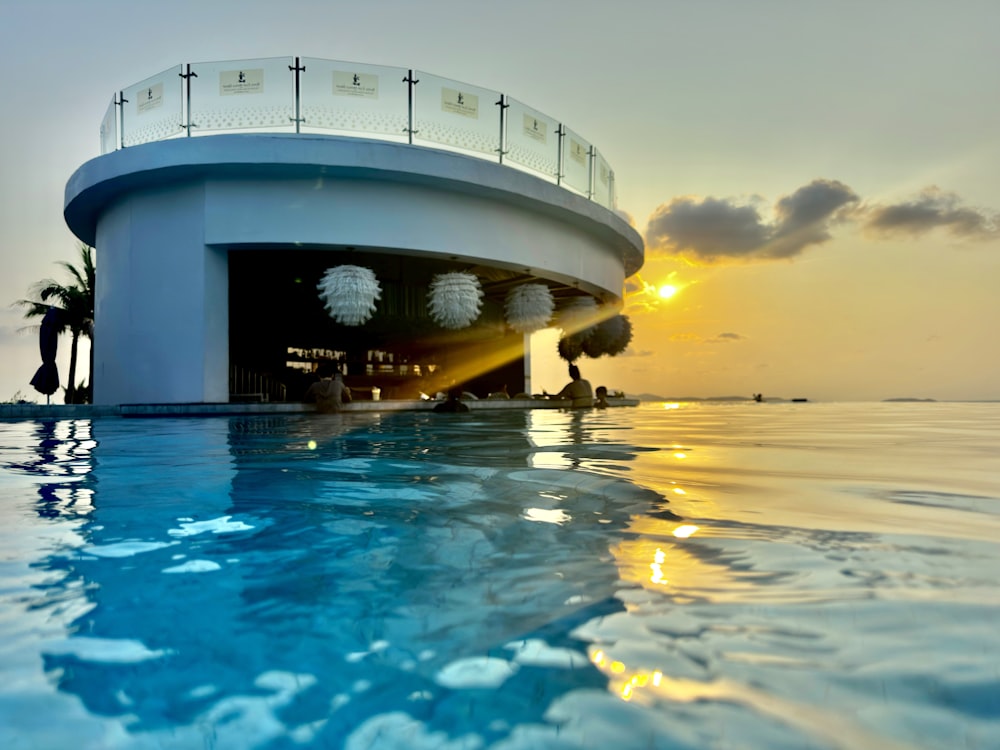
xmin=594 ymin=385 xmax=609 ymax=409
xmin=304 ymin=365 xmax=352 ymax=413
xmin=548 ymin=364 xmax=593 ymax=408
xmin=433 ymin=387 xmax=470 ymax=413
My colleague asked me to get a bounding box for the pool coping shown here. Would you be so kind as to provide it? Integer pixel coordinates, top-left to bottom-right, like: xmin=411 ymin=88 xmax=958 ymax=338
xmin=0 ymin=398 xmax=640 ymax=420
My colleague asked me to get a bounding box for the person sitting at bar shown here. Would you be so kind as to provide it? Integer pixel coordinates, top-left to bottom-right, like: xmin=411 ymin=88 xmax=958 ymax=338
xmin=433 ymin=387 xmax=470 ymax=413
xmin=549 ymin=364 xmax=593 ymax=408
xmin=304 ymin=365 xmax=352 ymax=413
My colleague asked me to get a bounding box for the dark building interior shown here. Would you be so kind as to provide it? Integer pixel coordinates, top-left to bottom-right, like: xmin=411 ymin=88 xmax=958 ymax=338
xmin=228 ymin=248 xmax=551 ymax=402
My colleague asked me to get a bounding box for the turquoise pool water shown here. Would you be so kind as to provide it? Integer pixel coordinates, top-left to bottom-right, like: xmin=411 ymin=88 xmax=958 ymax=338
xmin=2 ymin=402 xmax=999 ymax=749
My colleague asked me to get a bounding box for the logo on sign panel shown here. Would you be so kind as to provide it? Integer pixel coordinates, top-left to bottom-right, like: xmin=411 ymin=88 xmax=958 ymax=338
xmin=442 ymin=88 xmax=478 ymax=118
xmin=220 ymin=69 xmax=264 ymax=96
xmin=137 ymin=83 xmax=164 ymax=114
xmin=522 ymin=114 xmax=547 ymax=144
xmin=333 ymin=71 xmax=379 ymax=99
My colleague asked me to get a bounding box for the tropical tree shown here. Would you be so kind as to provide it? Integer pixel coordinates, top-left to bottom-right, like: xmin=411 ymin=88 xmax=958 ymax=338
xmin=16 ymin=245 xmax=95 ymax=404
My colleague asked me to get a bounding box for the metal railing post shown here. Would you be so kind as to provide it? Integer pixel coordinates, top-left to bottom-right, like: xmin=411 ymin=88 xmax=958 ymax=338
xmin=116 ymin=92 xmax=125 ymax=150
xmin=403 ymin=69 xmax=419 ymax=144
xmin=587 ymin=146 xmax=595 ymax=201
xmin=179 ymin=64 xmax=198 ymax=136
xmin=497 ymin=94 xmax=508 ymax=165
xmin=289 ymin=57 xmax=305 ymax=133
xmin=556 ymin=124 xmax=566 ymax=186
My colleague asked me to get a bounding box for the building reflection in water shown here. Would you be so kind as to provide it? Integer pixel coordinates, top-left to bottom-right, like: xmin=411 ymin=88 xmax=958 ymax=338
xmin=18 ymin=410 xmax=699 ymax=745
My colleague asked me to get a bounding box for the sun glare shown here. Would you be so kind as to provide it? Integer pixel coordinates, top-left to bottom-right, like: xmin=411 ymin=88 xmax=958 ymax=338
xmin=658 ymin=285 xmax=678 ymax=299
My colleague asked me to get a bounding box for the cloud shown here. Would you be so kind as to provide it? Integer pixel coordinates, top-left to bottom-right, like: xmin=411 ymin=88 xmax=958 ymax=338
xmin=667 ymin=332 xmax=746 ymax=345
xmin=622 ymin=273 xmax=665 ymax=315
xmin=623 ymin=276 xmax=645 ymax=295
xmin=646 ymin=197 xmax=769 ymax=261
xmin=645 ymin=179 xmax=859 ymax=263
xmin=864 ymin=187 xmax=999 ymax=239
xmin=768 ymin=180 xmax=859 ymax=257
xmin=614 ymin=207 xmax=636 ymax=227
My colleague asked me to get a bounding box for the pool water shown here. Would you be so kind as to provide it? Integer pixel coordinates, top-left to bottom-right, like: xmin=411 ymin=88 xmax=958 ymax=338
xmin=2 ymin=402 xmax=999 ymax=749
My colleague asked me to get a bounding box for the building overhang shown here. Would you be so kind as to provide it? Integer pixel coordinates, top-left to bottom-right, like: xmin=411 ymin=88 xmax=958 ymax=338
xmin=65 ymin=134 xmax=643 ymax=302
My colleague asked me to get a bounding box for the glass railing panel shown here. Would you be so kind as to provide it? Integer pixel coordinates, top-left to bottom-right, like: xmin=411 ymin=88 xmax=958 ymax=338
xmin=504 ymin=97 xmax=559 ymax=179
xmin=189 ymin=57 xmax=294 ymax=134
xmin=299 ymin=58 xmax=409 ymax=140
xmin=100 ymin=95 xmax=117 ymax=154
xmin=412 ymin=71 xmax=501 ymax=157
xmin=561 ymin=126 xmax=592 ymax=197
xmin=120 ymin=65 xmax=183 ymax=147
xmin=593 ymin=149 xmax=613 ymax=209
xmin=98 ymin=59 xmax=623 ymax=212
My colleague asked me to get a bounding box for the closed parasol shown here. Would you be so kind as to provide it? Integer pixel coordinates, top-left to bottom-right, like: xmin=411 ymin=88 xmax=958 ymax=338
xmin=29 ymin=307 xmax=62 ymax=400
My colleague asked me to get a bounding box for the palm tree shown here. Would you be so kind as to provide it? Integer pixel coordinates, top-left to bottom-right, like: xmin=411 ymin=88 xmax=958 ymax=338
xmin=16 ymin=245 xmax=95 ymax=404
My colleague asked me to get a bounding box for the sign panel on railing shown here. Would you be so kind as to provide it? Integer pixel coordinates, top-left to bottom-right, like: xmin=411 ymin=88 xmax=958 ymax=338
xmin=413 ymin=71 xmax=501 ymax=157
xmin=561 ymin=126 xmax=592 ymax=197
xmin=300 ymin=58 xmax=409 ymax=138
xmin=189 ymin=57 xmax=295 ymax=133
xmin=505 ymin=97 xmax=559 ymax=179
xmin=593 ymin=149 xmax=614 ymax=209
xmin=121 ymin=65 xmax=183 ymax=148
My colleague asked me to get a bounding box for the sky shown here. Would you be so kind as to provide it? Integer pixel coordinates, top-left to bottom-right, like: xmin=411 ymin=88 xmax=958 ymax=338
xmin=1 ymin=0 xmax=998 ymax=403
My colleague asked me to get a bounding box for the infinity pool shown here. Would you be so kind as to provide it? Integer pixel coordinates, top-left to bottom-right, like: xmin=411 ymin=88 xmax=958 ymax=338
xmin=2 ymin=403 xmax=999 ymax=748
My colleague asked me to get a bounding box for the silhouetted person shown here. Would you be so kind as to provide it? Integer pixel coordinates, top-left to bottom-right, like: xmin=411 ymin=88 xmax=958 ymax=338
xmin=433 ymin=387 xmax=470 ymax=413
xmin=304 ymin=366 xmax=352 ymax=413
xmin=594 ymin=385 xmax=609 ymax=409
xmin=550 ymin=364 xmax=593 ymax=408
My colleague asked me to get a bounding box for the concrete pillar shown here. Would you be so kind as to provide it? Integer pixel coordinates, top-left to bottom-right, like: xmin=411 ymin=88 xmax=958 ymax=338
xmin=93 ymin=184 xmax=228 ymax=405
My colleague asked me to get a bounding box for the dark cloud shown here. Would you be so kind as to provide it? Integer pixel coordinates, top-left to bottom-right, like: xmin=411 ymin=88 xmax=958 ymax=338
xmin=705 ymin=332 xmax=746 ymax=344
xmin=864 ymin=188 xmax=998 ymax=239
xmin=768 ymin=180 xmax=859 ymax=258
xmin=645 ymin=179 xmax=859 ymax=263
xmin=646 ymin=197 xmax=769 ymax=260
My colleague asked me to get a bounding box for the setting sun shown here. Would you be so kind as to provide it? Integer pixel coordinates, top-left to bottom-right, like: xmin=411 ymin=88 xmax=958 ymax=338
xmin=658 ymin=285 xmax=678 ymax=299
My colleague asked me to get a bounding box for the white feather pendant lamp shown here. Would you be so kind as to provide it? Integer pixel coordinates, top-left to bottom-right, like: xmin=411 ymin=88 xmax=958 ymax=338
xmin=505 ymin=283 xmax=554 ymax=333
xmin=427 ymin=272 xmax=483 ymax=329
xmin=317 ymin=265 xmax=382 ymax=326
xmin=555 ymin=296 xmax=599 ymax=336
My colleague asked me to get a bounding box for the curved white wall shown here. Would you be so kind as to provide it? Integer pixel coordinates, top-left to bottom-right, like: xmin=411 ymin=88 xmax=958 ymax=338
xmin=65 ymin=135 xmax=644 ymax=405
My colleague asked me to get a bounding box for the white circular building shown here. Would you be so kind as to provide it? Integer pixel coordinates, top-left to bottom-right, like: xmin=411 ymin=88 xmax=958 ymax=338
xmin=63 ymin=57 xmax=643 ymax=406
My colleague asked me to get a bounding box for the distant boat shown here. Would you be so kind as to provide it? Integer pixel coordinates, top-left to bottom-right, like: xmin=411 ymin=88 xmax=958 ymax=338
xmin=791 ymin=398 xmax=809 ymax=403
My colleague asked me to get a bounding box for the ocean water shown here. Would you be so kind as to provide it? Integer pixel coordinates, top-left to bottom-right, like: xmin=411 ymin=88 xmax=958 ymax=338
xmin=1 ymin=402 xmax=999 ymax=749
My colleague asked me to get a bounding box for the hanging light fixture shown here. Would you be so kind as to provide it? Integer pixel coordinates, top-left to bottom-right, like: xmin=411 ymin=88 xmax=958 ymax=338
xmin=317 ymin=265 xmax=381 ymax=326
xmin=557 ymin=333 xmax=585 ymax=362
xmin=427 ymin=271 xmax=483 ymax=329
xmin=504 ymin=283 xmax=554 ymax=333
xmin=582 ymin=314 xmax=633 ymax=357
